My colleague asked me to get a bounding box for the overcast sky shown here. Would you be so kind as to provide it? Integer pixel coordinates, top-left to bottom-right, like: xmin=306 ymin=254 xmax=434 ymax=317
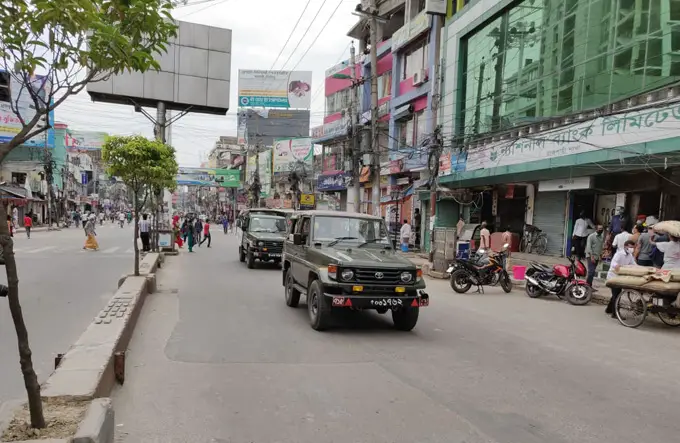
xmin=55 ymin=0 xmax=359 ymax=167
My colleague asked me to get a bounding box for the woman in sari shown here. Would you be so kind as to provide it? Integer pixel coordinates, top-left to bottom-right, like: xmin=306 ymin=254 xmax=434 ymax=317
xmin=186 ymin=216 xmax=195 ymax=252
xmin=172 ymin=215 xmax=183 ymax=248
xmin=83 ymin=214 xmax=99 ymax=250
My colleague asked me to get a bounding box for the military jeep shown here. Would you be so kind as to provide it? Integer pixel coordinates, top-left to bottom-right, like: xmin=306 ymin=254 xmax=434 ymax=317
xmin=238 ymin=211 xmax=288 ymax=269
xmin=282 ymin=210 xmax=428 ymax=331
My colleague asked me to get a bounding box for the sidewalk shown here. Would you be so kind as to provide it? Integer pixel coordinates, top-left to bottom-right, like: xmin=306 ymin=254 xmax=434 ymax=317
xmin=399 ymin=251 xmax=610 ymax=304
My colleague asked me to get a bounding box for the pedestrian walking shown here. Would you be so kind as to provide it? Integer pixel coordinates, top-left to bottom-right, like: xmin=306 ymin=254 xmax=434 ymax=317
xmin=139 ymin=214 xmax=151 ymax=252
xmin=186 ymin=218 xmax=195 ymax=253
xmin=400 ymin=218 xmax=411 ymax=252
xmin=200 ymin=219 xmax=212 ymax=247
xmin=6 ymin=215 xmax=13 ymax=237
xmin=572 ymin=211 xmax=595 ymax=259
xmin=635 ymin=223 xmax=657 ymax=266
xmin=23 ymin=213 xmax=32 ymax=239
xmin=605 ymin=239 xmax=637 ymax=318
xmin=194 ymin=218 xmax=203 ymax=246
xmin=83 ymin=214 xmax=99 ymax=250
xmin=222 ymin=215 xmax=229 ymax=234
xmin=172 ymin=215 xmax=184 ymax=248
xmin=585 ymin=224 xmax=605 ymax=288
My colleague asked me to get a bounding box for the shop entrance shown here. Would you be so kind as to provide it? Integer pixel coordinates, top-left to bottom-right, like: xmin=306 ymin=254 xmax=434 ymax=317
xmin=496 ymin=185 xmax=527 ymax=234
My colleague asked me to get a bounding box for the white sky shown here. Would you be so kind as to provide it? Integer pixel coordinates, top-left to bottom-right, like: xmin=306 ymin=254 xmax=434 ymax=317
xmin=55 ymin=0 xmax=359 ymax=167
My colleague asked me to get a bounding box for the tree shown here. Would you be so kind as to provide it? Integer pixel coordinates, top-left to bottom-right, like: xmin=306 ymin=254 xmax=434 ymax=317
xmin=103 ymin=135 xmax=177 ymax=275
xmin=0 ymin=0 xmax=177 ymax=429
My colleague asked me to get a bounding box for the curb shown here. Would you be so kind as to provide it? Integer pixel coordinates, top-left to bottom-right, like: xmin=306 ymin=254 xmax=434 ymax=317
xmin=1 ymin=253 xmax=164 ymax=443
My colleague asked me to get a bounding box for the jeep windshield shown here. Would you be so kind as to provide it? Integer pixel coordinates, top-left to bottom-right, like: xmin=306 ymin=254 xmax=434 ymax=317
xmin=313 ymin=216 xmax=391 ymax=247
xmin=250 ymin=216 xmax=287 ymax=233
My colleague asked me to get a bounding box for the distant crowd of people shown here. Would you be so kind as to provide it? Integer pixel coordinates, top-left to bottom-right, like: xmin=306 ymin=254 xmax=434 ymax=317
xmin=172 ymin=213 xmax=234 ymax=253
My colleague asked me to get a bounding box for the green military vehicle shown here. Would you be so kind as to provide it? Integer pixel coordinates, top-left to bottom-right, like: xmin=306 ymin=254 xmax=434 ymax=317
xmin=237 ymin=209 xmax=290 ymax=269
xmin=282 ymin=210 xmax=429 ymax=331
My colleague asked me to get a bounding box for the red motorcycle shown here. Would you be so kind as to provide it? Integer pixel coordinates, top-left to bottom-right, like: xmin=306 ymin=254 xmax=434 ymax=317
xmin=524 ymin=255 xmax=592 ymax=305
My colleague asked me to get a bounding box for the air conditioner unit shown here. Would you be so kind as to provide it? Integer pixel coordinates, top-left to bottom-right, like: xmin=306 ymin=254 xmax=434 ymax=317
xmin=412 ymin=69 xmax=427 ymax=86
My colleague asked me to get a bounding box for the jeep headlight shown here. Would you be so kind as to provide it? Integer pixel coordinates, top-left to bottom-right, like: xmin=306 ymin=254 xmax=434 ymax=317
xmin=257 ymin=241 xmax=264 ymax=247
xmin=400 ymin=271 xmax=413 ymax=283
xmin=340 ymin=269 xmax=354 ymax=281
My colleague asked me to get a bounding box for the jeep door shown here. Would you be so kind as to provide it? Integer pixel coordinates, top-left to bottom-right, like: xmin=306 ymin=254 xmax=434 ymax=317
xmin=292 ymin=216 xmax=312 ymax=285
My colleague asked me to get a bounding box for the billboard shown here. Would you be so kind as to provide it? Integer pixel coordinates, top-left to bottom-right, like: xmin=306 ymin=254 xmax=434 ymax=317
xmin=0 ymin=72 xmax=55 ymax=148
xmin=88 ymin=21 xmax=232 ymax=115
xmin=64 ymin=129 xmax=108 ymax=151
xmin=238 ymin=70 xmax=312 ymax=109
xmin=273 ymin=138 xmax=313 ymax=174
xmin=237 ymin=109 xmax=310 ymax=147
xmin=176 ymin=167 xmax=241 ymax=187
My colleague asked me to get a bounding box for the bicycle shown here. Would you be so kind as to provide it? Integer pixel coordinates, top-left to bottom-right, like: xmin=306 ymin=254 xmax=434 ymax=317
xmin=520 ymin=224 xmax=548 ymax=255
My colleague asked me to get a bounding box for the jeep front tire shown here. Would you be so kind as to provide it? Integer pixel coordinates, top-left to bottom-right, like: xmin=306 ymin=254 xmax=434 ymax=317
xmin=307 ymin=280 xmax=331 ymax=331
xmin=392 ymin=306 xmax=419 ymax=331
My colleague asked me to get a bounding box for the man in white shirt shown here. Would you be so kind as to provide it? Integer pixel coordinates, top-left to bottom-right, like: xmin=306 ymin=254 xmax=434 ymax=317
xmin=652 ymin=235 xmax=680 ymax=269
xmin=400 ymin=219 xmax=412 ymax=250
xmin=479 ymin=221 xmax=491 ymax=250
xmin=605 ymin=239 xmax=637 ymax=318
xmin=572 ymin=211 xmax=595 ymax=259
xmin=139 ymin=213 xmax=151 ymax=252
xmin=612 ymin=228 xmax=630 ymax=253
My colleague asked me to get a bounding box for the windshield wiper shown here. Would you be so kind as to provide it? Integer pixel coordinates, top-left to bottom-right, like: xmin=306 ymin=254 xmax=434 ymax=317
xmin=357 ymin=238 xmax=386 ymax=248
xmin=327 ymin=236 xmax=359 ymax=246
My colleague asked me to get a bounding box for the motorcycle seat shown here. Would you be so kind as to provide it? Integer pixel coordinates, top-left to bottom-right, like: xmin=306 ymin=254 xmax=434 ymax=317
xmin=530 ymin=262 xmax=551 ymax=272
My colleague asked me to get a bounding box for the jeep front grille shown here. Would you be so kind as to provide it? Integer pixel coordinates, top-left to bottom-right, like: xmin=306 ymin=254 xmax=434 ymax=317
xmin=262 ymin=241 xmax=283 ymax=253
xmin=353 ymin=269 xmax=404 ymax=285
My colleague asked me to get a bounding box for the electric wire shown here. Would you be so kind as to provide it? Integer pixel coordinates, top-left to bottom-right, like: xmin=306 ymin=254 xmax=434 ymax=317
xmin=268 ymin=0 xmax=313 ymax=71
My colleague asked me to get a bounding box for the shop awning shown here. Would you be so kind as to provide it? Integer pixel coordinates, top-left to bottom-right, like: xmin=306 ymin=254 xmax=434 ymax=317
xmin=0 ymin=186 xmax=27 ymax=199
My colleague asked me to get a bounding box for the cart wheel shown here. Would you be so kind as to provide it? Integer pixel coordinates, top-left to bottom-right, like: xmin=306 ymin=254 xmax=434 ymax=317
xmin=657 ymin=311 xmax=680 ymax=327
xmin=615 ymin=289 xmax=647 ymax=328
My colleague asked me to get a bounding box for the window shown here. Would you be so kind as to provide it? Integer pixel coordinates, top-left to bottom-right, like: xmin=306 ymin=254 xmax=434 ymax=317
xmin=415 ymin=111 xmax=427 ymax=145
xmin=11 ymin=172 xmax=26 ymax=185
xmin=398 ymin=117 xmax=415 ymax=147
xmin=0 ymin=72 xmax=9 ymax=103
xmin=459 ymin=0 xmax=680 ymax=140
xmin=402 ymin=38 xmax=429 ymax=80
xmin=325 ymin=89 xmax=351 ymax=115
xmin=377 ymin=71 xmax=392 ymax=99
xmin=312 ymin=216 xmax=390 ymax=246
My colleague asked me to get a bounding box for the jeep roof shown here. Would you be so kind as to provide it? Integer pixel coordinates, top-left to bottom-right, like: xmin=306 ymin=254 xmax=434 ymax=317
xmin=290 ymin=210 xmax=383 ymax=220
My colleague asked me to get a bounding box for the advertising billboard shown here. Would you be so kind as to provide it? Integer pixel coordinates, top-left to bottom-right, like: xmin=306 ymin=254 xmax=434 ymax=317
xmin=0 ymin=72 xmax=55 ymax=148
xmin=176 ymin=167 xmax=241 ymax=187
xmin=64 ymin=130 xmax=108 ymax=151
xmin=273 ymin=137 xmax=313 ymax=175
xmin=238 ymin=70 xmax=312 ymax=109
xmin=237 ymin=109 xmax=310 ymax=147
xmin=88 ymin=21 xmax=232 ymax=115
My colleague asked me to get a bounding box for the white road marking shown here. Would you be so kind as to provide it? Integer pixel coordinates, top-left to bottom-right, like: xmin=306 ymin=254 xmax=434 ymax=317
xmin=25 ymin=246 xmax=56 ymax=254
xmin=101 ymin=247 xmax=120 ymax=254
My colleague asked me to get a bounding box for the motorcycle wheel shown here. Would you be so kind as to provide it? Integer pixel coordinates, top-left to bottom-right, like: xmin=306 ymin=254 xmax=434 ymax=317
xmin=525 ymin=282 xmax=544 ymax=298
xmin=500 ymin=271 xmax=512 ymax=293
xmin=450 ymin=269 xmax=472 ymax=294
xmin=565 ymin=283 xmax=592 ymax=306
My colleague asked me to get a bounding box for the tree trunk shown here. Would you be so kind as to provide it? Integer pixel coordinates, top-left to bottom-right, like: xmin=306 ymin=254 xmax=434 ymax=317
xmin=133 ymin=192 xmax=140 ymax=276
xmin=0 ymin=204 xmax=45 ymax=428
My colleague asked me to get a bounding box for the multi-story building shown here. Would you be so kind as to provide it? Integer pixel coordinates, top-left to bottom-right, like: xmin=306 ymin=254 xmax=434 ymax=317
xmin=437 ymin=0 xmax=680 ymax=256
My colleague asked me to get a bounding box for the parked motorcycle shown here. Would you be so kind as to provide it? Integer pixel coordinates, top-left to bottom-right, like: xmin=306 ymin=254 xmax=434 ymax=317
xmin=524 ymin=255 xmax=592 ymax=305
xmin=448 ymin=244 xmax=513 ymax=294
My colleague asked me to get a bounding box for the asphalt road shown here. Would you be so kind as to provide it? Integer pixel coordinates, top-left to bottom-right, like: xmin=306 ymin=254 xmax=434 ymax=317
xmin=0 ymin=221 xmax=139 ymax=411
xmin=113 ymin=232 xmax=680 ymax=443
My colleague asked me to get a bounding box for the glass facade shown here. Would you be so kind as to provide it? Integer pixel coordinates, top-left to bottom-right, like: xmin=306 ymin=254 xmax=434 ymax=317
xmin=460 ymin=0 xmax=680 ymax=139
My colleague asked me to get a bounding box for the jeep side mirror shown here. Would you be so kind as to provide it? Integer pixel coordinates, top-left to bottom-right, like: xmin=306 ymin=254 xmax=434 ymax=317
xmin=293 ymin=233 xmax=303 ymax=245
xmin=236 ymin=219 xmax=241 ymax=228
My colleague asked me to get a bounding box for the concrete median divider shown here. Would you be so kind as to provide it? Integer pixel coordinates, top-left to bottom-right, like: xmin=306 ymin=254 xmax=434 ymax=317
xmin=1 ymin=253 xmax=163 ymax=442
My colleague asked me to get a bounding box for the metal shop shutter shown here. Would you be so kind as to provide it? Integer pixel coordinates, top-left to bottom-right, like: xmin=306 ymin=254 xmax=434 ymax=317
xmin=533 ymin=191 xmax=568 ymax=256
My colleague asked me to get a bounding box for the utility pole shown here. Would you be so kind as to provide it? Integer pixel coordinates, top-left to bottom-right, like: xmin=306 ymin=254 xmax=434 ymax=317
xmin=369 ymin=0 xmax=381 ymax=217
xmin=348 ymin=42 xmax=361 ymax=213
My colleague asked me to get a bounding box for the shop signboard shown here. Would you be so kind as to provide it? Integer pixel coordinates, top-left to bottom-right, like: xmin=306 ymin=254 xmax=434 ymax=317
xmin=176 ymin=168 xmax=241 ymax=187
xmin=391 ymin=11 xmax=431 ymax=51
xmin=465 ymin=103 xmax=680 ymax=172
xmin=273 ymin=137 xmax=314 ymax=174
xmin=258 ymin=149 xmax=272 ymax=197
xmin=299 ymin=193 xmax=315 ymax=210
xmin=238 ymin=70 xmax=313 ymax=109
xmin=317 ymin=172 xmax=350 ymax=191
xmin=538 ymin=177 xmax=592 ymax=192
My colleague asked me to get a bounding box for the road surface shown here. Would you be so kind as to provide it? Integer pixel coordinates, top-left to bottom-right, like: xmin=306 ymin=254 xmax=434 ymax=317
xmin=111 ymin=232 xmax=680 ymax=443
xmin=0 ymin=222 xmax=138 ymax=411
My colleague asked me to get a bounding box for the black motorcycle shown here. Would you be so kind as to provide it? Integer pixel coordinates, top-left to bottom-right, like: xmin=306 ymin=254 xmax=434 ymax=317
xmin=448 ymin=244 xmax=513 ymax=294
